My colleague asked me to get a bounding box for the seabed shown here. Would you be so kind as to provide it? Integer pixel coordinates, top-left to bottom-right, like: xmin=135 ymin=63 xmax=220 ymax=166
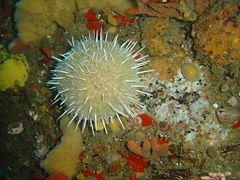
xmin=0 ymin=0 xmax=240 ymax=179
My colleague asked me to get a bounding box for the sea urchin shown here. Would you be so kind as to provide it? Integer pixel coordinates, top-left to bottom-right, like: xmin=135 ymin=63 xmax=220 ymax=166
xmin=48 ymin=31 xmax=152 ymax=134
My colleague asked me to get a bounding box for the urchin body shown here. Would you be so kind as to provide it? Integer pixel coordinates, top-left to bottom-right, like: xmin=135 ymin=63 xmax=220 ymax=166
xmin=48 ymin=32 xmax=152 ymax=134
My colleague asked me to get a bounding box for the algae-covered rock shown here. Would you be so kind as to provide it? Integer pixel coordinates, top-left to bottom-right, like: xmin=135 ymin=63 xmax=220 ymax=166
xmin=192 ymin=0 xmax=240 ymax=64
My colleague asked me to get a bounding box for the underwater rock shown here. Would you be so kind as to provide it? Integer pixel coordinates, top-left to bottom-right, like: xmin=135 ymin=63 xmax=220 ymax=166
xmin=192 ymin=0 xmax=240 ymax=64
xmin=216 ymin=108 xmax=239 ymax=125
xmin=227 ymin=96 xmax=238 ymax=107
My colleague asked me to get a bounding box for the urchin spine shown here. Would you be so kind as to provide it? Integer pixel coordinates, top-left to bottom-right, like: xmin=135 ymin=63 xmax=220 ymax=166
xmin=48 ymin=31 xmax=153 ymax=135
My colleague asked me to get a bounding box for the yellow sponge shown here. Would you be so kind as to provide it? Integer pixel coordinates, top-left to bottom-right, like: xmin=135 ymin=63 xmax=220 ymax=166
xmin=0 ymin=48 xmax=29 ymax=91
xmin=40 ymin=116 xmax=83 ymax=179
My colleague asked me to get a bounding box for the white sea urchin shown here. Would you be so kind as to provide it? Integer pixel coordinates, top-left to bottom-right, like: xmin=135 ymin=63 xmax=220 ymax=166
xmin=47 ymin=31 xmax=152 ymax=134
